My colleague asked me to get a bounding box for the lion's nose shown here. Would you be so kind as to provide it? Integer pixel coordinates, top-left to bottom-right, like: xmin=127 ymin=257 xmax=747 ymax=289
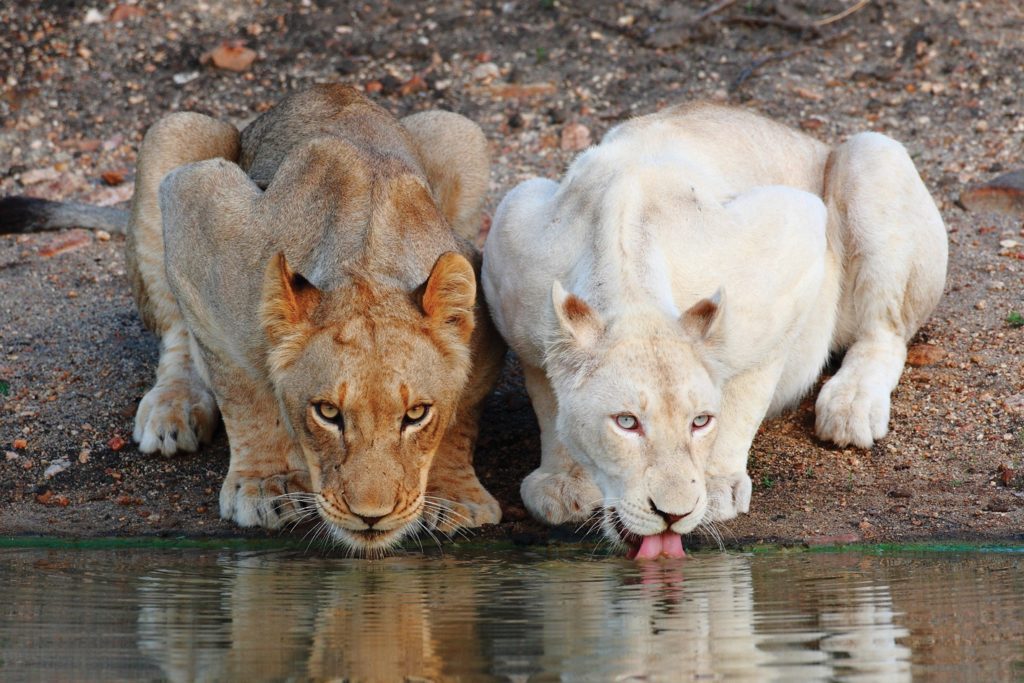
xmin=344 ymin=496 xmax=395 ymax=529
xmin=649 ymin=499 xmax=696 ymax=525
xmin=356 ymin=513 xmax=385 ymax=528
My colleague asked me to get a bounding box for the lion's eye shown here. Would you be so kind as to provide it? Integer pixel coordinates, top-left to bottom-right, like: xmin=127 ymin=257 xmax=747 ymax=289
xmin=614 ymin=414 xmax=640 ymax=431
xmin=403 ymin=404 xmax=430 ymax=427
xmin=692 ymin=414 xmax=712 ymax=430
xmin=314 ymin=402 xmax=343 ymax=428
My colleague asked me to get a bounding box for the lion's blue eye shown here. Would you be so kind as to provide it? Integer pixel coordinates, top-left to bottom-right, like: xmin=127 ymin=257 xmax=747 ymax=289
xmin=615 ymin=414 xmax=640 ymax=431
xmin=692 ymin=414 xmax=711 ymax=430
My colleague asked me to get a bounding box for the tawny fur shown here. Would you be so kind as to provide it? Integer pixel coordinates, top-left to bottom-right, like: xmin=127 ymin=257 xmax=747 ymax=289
xmin=127 ymin=84 xmax=504 ymax=552
xmin=482 ymin=102 xmax=947 ymax=543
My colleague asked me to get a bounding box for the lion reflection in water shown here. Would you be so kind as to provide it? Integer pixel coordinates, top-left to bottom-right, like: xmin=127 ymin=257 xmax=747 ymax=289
xmin=136 ymin=553 xmax=911 ymax=682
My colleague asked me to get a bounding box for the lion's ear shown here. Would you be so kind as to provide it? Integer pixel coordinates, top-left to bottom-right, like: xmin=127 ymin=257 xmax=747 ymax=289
xmin=421 ymin=252 xmax=477 ymax=344
xmin=681 ymin=287 xmax=725 ymax=344
xmin=552 ymin=281 xmax=604 ymax=350
xmin=261 ymin=252 xmax=322 ymax=345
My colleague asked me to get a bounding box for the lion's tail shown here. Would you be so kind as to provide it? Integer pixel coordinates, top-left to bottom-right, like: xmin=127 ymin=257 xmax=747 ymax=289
xmin=0 ymin=196 xmax=128 ymax=234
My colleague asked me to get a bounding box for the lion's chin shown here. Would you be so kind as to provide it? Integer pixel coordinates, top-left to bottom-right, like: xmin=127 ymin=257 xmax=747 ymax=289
xmin=324 ymin=521 xmax=416 ymax=556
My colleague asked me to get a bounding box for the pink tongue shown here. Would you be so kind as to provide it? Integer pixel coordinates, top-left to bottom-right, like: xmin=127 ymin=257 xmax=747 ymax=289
xmin=633 ymin=531 xmax=686 ymax=560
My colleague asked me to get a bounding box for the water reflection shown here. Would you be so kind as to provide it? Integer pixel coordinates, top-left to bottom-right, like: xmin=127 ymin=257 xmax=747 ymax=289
xmin=134 ymin=552 xmax=910 ymax=682
xmin=1 ymin=547 xmax=1022 ymax=681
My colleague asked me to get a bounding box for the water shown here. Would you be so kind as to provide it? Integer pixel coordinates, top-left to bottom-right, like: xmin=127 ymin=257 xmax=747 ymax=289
xmin=1 ymin=544 xmax=1023 ymax=682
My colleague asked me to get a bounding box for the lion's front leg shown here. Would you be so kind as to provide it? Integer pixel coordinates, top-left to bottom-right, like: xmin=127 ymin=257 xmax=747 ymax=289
xmin=815 ymin=334 xmax=907 ymax=448
xmin=216 ymin=385 xmax=313 ymax=529
xmin=133 ymin=321 xmax=220 ymax=455
xmin=706 ymin=362 xmax=786 ymax=523
xmin=816 ymin=132 xmax=947 ymax=448
xmin=426 ymin=406 xmax=501 ymax=533
xmin=519 ymin=364 xmax=602 ymax=526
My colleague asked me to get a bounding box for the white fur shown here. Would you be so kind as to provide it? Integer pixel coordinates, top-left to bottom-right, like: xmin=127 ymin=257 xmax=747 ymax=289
xmin=482 ymin=104 xmax=947 ymax=536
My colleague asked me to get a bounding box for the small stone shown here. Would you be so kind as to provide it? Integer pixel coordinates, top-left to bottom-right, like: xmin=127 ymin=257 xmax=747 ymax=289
xmin=204 ymin=41 xmax=257 ymax=72
xmin=399 ymin=74 xmax=428 ymax=95
xmin=13 ymin=438 xmax=27 ymax=450
xmin=975 ymin=120 xmax=989 ymax=132
xmin=5 ymin=451 xmax=19 ymax=461
xmin=78 ymin=449 xmax=91 ymax=464
xmin=975 ymin=300 xmax=987 ymax=310
xmin=906 ymin=344 xmax=945 ymax=367
xmin=172 ymin=71 xmax=200 ymax=86
xmin=960 ymin=170 xmax=1024 ymax=218
xmin=987 ymin=280 xmax=1006 ymax=291
xmin=19 ymin=167 xmax=60 ymax=185
xmin=560 ymin=122 xmax=592 ymax=151
xmin=108 ymin=435 xmax=126 ymax=451
xmin=83 ymin=8 xmax=105 ymax=24
xmin=95 ymin=230 xmax=111 ymax=242
xmin=109 ymin=4 xmax=145 ymax=22
xmin=999 ymin=239 xmax=1020 ymax=249
xmin=101 ymin=170 xmax=125 ymax=186
xmin=44 ymin=458 xmax=71 ymax=480
xmin=472 ymin=62 xmax=500 ymax=81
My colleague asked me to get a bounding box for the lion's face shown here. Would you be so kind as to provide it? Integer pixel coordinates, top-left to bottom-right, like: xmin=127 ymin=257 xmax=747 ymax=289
xmin=261 ymin=252 xmax=476 ymax=553
xmin=547 ymin=282 xmax=725 ymax=549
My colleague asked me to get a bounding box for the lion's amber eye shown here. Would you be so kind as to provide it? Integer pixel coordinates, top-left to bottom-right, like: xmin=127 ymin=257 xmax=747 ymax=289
xmin=614 ymin=414 xmax=640 ymax=431
xmin=315 ymin=402 xmax=343 ymax=427
xmin=692 ymin=414 xmax=712 ymax=430
xmin=403 ymin=404 xmax=430 ymax=427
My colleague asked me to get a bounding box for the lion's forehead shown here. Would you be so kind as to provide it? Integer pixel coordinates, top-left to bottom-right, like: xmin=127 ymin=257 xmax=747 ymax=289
xmin=299 ymin=326 xmax=453 ymax=396
xmin=589 ymin=337 xmax=717 ymax=408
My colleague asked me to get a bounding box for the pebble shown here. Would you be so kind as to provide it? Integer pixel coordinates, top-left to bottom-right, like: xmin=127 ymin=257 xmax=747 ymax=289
xmin=987 ymin=280 xmax=1005 ymax=291
xmin=44 ymin=458 xmax=71 ymax=479
xmin=906 ymin=343 xmax=945 ymax=367
xmin=960 ymin=170 xmax=1024 ymax=217
xmin=975 ymin=299 xmax=987 ymax=310
xmin=472 ymin=62 xmax=500 ymax=81
xmin=205 ymin=41 xmax=257 ymax=72
xmin=560 ymin=122 xmax=592 ymax=151
xmin=172 ymin=71 xmax=200 ymax=86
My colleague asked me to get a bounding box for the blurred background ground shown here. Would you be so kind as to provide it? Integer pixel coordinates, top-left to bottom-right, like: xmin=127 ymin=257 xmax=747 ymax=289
xmin=1 ymin=0 xmax=1023 ymax=548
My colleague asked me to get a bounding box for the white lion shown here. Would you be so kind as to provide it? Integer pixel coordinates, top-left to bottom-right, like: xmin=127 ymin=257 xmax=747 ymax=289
xmin=481 ymin=103 xmax=947 ymax=559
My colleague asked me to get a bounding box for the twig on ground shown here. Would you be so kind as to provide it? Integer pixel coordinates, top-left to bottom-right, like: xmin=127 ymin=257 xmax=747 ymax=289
xmin=814 ymin=0 xmax=871 ymax=27
xmin=730 ymin=47 xmax=810 ymax=91
xmin=694 ymin=0 xmax=738 ymax=23
xmin=727 ymin=0 xmax=871 ymax=35
xmin=729 ymin=27 xmax=854 ymax=91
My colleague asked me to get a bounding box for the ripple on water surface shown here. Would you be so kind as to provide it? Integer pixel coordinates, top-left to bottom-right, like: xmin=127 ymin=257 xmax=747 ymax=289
xmin=1 ymin=546 xmax=1023 ymax=681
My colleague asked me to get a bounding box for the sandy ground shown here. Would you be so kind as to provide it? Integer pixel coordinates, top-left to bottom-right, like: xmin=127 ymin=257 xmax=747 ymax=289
xmin=1 ymin=0 xmax=1023 ymax=548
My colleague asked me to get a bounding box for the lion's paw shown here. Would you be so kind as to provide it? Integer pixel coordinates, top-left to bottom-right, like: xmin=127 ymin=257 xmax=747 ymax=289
xmin=426 ymin=472 xmax=501 ymax=533
xmin=815 ymin=372 xmax=890 ymax=449
xmin=521 ymin=464 xmax=602 ymax=525
xmin=707 ymin=471 xmax=752 ymax=522
xmin=219 ymin=469 xmax=314 ymax=529
xmin=133 ymin=379 xmax=219 ymax=456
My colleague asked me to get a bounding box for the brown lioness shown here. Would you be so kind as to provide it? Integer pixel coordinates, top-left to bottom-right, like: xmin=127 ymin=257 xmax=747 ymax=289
xmin=68 ymin=84 xmax=504 ymax=553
